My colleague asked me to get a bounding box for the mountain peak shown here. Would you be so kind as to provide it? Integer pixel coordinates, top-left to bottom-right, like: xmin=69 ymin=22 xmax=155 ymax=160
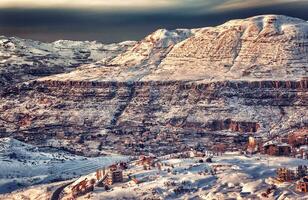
xmin=223 ymin=14 xmax=306 ymax=26
xmin=144 ymin=28 xmax=193 ymax=48
xmin=143 ymin=15 xmax=308 ymax=81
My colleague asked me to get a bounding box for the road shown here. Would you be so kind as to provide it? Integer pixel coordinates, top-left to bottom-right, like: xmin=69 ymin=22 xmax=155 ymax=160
xmin=286 ymin=183 xmax=302 ymax=197
xmin=50 ymin=181 xmax=74 ymax=200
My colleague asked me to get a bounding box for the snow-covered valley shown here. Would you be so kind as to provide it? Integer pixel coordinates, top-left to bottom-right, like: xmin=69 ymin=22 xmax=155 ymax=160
xmin=0 ymin=138 xmax=128 ymax=194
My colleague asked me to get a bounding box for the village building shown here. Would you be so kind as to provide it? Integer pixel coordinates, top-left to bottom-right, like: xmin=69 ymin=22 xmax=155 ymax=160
xmin=263 ymin=141 xmax=291 ymax=156
xmin=296 ymin=176 xmax=308 ymax=193
xmin=105 ymin=169 xmax=123 ymax=185
xmin=137 ymin=155 xmax=155 ymax=169
xmin=71 ymin=178 xmax=95 ymax=198
xmin=276 ymin=168 xmax=296 ymax=182
xmin=95 ymin=163 xmax=125 ymax=187
xmin=247 ymin=136 xmax=258 ymax=154
xmin=188 ymin=150 xmax=205 ymax=158
xmin=297 ymin=145 xmax=308 ymax=159
xmin=296 ymin=165 xmax=308 ymax=178
xmin=288 ymin=129 xmax=308 ymax=148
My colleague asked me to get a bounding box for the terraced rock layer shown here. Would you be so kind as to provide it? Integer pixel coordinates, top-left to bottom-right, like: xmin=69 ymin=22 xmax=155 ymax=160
xmin=0 ymin=78 xmax=306 ymax=151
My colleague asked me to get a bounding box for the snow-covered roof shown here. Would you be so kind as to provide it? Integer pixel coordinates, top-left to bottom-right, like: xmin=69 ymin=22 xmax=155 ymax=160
xmin=263 ymin=141 xmax=278 ymax=147
xmin=263 ymin=141 xmax=290 ymax=147
xmin=278 ymin=143 xmax=290 ymax=147
xmin=299 ymin=145 xmax=308 ymax=150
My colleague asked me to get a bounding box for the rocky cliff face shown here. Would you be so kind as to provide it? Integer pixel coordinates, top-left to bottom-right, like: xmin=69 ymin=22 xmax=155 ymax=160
xmin=0 ymin=15 xmax=307 ymax=155
xmin=0 ymin=78 xmax=306 ymax=154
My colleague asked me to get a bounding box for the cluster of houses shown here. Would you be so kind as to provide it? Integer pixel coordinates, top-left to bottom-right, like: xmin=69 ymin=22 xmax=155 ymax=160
xmin=100 ymin=127 xmax=308 ymax=162
xmin=276 ymin=165 xmax=308 ymax=193
xmin=246 ymin=129 xmax=308 ymax=159
xmin=68 ymin=155 xmax=163 ymax=198
xmin=103 ymin=128 xmax=253 ymax=157
xmin=62 ymin=128 xmax=307 ymax=198
xmin=69 ymin=162 xmax=127 ymax=198
xmin=119 ymin=131 xmax=197 ymax=156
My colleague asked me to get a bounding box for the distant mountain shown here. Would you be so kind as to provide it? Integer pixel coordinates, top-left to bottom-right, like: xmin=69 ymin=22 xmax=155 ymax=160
xmin=41 ymin=28 xmax=194 ymax=82
xmin=0 ymin=36 xmax=136 ymax=87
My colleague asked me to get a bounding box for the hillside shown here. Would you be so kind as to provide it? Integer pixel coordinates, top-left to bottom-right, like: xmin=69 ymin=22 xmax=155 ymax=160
xmin=0 ymin=138 xmax=127 ymax=194
xmin=2 ymin=152 xmax=307 ymax=199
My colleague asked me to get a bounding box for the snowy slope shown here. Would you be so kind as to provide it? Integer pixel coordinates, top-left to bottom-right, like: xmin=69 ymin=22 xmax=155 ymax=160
xmin=38 ymin=28 xmax=194 ymax=82
xmin=0 ymin=36 xmax=136 ymax=87
xmin=38 ymin=15 xmax=308 ymax=83
xmin=67 ymin=154 xmax=308 ymax=200
xmin=0 ymin=138 xmax=128 ymax=194
xmin=8 ymin=152 xmax=308 ymax=200
xmin=144 ymin=15 xmax=308 ymax=81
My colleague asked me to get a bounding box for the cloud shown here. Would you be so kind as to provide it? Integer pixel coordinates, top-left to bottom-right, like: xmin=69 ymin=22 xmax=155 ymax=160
xmin=0 ymin=0 xmax=178 ymax=9
xmin=212 ymin=0 xmax=306 ymax=12
xmin=0 ymin=0 xmax=305 ymax=12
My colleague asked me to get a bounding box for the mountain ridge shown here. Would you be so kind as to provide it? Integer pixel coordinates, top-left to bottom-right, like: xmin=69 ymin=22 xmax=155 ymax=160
xmin=28 ymin=14 xmax=308 ymax=84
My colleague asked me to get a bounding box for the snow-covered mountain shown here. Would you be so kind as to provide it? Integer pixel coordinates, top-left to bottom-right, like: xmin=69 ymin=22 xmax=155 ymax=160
xmin=0 ymin=14 xmax=307 ymax=156
xmin=0 ymin=36 xmax=136 ymax=87
xmin=1 ymin=15 xmax=307 ymax=85
xmin=145 ymin=15 xmax=308 ymax=81
xmin=41 ymin=28 xmax=194 ymax=82
xmin=37 ymin=15 xmax=308 ymax=83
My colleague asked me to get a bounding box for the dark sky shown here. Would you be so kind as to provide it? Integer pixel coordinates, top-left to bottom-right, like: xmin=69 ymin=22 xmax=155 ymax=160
xmin=0 ymin=0 xmax=308 ymax=43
